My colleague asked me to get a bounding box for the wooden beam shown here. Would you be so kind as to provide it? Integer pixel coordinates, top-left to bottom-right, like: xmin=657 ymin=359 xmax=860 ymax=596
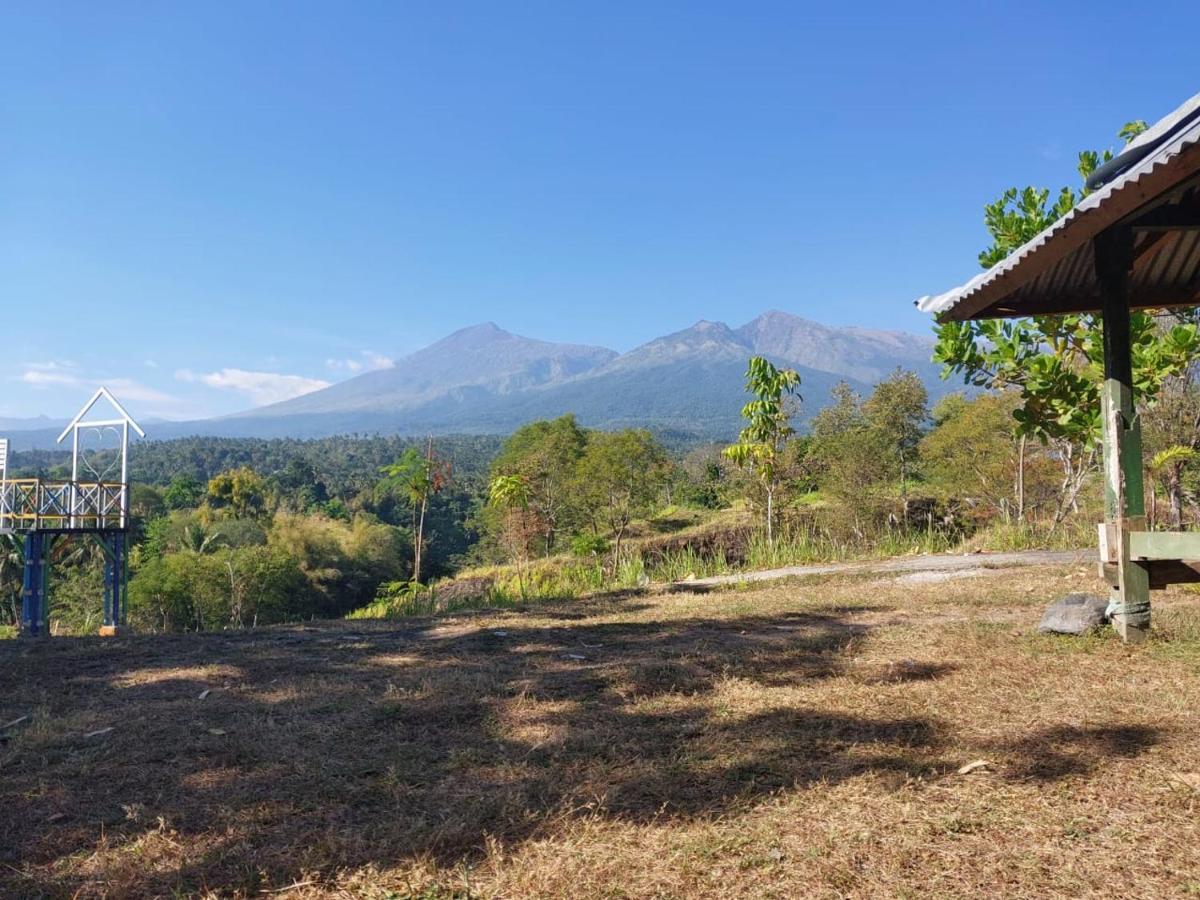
xmin=1129 ymin=531 xmax=1200 ymax=561
xmin=1095 ymin=225 xmax=1151 ymax=643
xmin=1128 ymin=193 xmax=1200 ymax=231
xmin=1132 ymin=229 xmax=1175 ymax=267
xmin=983 ymin=290 xmax=1200 ymax=317
xmin=1104 ymin=559 xmax=1200 ymax=589
xmin=1146 ymin=560 xmax=1200 ymax=590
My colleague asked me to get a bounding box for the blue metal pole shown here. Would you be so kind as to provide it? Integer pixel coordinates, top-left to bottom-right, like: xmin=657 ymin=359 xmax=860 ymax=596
xmin=118 ymin=532 xmax=127 ymax=627
xmin=100 ymin=531 xmax=126 ymax=633
xmin=21 ymin=533 xmax=43 ymax=638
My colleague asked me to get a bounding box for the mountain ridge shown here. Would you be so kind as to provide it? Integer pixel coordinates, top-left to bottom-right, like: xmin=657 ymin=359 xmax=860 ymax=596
xmin=2 ymin=311 xmax=950 ymax=449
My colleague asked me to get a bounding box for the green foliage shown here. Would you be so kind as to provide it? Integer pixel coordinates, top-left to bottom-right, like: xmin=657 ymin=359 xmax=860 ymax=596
xmin=808 ymin=382 xmax=890 ymax=503
xmin=488 ymin=473 xmax=531 ymax=509
xmin=1150 ymin=445 xmax=1197 ymax=472
xmin=570 ymin=533 xmax=610 ymax=557
xmin=320 ymin=497 xmax=350 ymax=521
xmin=0 ymin=535 xmax=23 ymax=627
xmin=129 ymin=545 xmax=310 ymax=631
xmin=207 ymin=467 xmax=270 ymax=519
xmin=129 ymin=510 xmax=407 ymax=632
xmin=163 ymin=474 xmax=204 ymax=510
xmin=921 ymin=392 xmax=1021 ymax=517
xmin=862 ymin=369 xmax=928 ymax=491
xmin=723 ymin=357 xmax=801 ymax=542
xmin=380 ymin=444 xmax=451 ymax=583
xmin=576 ymin=429 xmax=671 ymax=560
xmin=978 ymin=186 xmax=1076 ymax=268
xmin=489 ymin=415 xmax=588 ymax=555
xmin=934 ymin=313 xmax=1199 ymax=445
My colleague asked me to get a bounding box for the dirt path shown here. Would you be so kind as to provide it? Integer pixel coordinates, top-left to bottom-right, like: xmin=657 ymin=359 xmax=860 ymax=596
xmin=688 ymin=548 xmax=1088 ymax=587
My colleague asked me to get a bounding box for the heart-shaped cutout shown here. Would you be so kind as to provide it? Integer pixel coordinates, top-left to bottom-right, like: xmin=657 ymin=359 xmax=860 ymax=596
xmin=76 ymin=426 xmax=123 ymax=483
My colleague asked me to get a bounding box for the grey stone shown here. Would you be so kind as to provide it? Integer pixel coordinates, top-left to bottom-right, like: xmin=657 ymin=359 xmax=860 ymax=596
xmin=1037 ymin=593 xmax=1109 ymax=635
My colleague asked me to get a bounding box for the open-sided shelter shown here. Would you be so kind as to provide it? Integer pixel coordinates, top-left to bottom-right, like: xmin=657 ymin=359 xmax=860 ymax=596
xmin=918 ymin=92 xmax=1200 ymax=642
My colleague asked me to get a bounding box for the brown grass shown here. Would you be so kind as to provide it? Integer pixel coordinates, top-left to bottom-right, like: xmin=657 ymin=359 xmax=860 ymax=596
xmin=3 ymin=562 xmax=1200 ymax=898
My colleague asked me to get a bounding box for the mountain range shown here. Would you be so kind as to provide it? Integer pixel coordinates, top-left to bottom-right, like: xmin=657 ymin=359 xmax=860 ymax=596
xmin=3 ymin=311 xmax=950 ymax=450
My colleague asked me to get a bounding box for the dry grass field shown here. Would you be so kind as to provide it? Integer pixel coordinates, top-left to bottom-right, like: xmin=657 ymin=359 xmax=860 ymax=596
xmin=3 ymin=558 xmax=1200 ymax=898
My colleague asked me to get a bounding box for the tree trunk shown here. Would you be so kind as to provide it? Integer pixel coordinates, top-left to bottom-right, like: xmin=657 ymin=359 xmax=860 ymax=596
xmin=1169 ymin=469 xmax=1184 ymax=530
xmin=613 ymin=524 xmax=626 ymax=572
xmin=1015 ymin=435 xmax=1026 ymax=523
xmin=414 ymin=496 xmax=427 ymax=583
xmin=766 ymin=485 xmax=774 ymax=548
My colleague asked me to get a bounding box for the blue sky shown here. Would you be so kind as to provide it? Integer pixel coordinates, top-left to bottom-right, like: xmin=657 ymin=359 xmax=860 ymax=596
xmin=2 ymin=1 xmax=1196 ymax=420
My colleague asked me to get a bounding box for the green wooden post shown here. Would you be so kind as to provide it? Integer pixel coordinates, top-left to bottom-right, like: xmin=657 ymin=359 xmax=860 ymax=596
xmin=1095 ymin=226 xmax=1150 ymax=643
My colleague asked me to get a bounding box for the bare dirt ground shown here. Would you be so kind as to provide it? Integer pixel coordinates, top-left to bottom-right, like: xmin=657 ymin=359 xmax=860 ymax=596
xmin=3 ymin=558 xmax=1200 ymax=898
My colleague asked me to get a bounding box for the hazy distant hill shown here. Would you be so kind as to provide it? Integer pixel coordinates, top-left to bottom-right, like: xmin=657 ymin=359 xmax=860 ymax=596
xmin=2 ymin=311 xmax=948 ymax=449
xmin=240 ymin=322 xmax=617 ymax=418
xmin=735 ymin=311 xmax=938 ymax=385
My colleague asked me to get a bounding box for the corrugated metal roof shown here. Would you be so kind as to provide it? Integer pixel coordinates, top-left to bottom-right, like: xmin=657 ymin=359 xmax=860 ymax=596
xmin=918 ymin=92 xmax=1200 ymax=321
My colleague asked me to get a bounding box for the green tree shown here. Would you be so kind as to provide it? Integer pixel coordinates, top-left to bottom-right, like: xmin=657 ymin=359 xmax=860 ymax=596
xmin=723 ymin=357 xmax=801 ymax=545
xmin=130 ymin=483 xmax=166 ymax=520
xmin=922 ymin=392 xmax=1029 ymax=523
xmin=1148 ymin=446 xmax=1197 ymax=530
xmin=1143 ymin=373 xmax=1200 ymax=529
xmin=488 ymin=474 xmax=537 ymax=598
xmin=808 ymin=383 xmax=892 ymax=526
xmin=577 ymin=430 xmax=670 ymax=562
xmin=207 ymin=467 xmax=270 ymax=519
xmin=163 ymin=474 xmax=204 ymax=510
xmin=490 ymin=415 xmax=587 ymax=554
xmin=380 ymin=441 xmax=450 ymax=584
xmin=862 ymin=369 xmax=929 ymax=502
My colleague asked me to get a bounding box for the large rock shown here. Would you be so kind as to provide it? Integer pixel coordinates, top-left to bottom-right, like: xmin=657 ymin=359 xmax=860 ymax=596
xmin=1037 ymin=593 xmax=1109 ymax=635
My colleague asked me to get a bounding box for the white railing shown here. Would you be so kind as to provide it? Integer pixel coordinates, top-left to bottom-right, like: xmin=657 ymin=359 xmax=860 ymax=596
xmin=0 ymin=479 xmax=128 ymax=531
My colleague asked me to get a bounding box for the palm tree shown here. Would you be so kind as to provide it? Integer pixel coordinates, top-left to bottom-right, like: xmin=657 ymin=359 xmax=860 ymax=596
xmin=489 ymin=474 xmax=534 ymax=599
xmin=1149 ymin=445 xmax=1196 ymax=530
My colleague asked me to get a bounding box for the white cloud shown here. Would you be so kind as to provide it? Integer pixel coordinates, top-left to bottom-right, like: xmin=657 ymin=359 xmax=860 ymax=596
xmin=176 ymin=368 xmax=332 ymax=405
xmin=326 ymin=350 xmax=395 ymax=374
xmin=16 ymin=362 xmax=185 ymax=417
xmin=19 ymin=361 xmax=84 ymax=388
xmin=21 ymin=368 xmax=79 ymax=388
xmin=104 ymin=378 xmax=178 ymax=405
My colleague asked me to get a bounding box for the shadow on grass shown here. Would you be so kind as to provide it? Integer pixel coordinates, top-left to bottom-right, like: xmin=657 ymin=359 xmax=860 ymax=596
xmin=992 ymin=724 xmax=1160 ymax=782
xmin=0 ymin=596 xmax=1151 ymax=896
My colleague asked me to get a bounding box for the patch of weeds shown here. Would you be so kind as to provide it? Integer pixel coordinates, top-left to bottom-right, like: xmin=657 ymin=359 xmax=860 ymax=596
xmin=1062 ymin=817 xmax=1095 ymax=840
xmin=379 ymin=888 xmax=475 ymax=900
xmin=932 ymin=815 xmax=983 ymax=836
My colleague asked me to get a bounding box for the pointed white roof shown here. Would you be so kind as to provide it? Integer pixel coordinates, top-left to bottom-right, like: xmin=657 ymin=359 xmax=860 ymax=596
xmin=56 ymin=387 xmax=146 ymax=444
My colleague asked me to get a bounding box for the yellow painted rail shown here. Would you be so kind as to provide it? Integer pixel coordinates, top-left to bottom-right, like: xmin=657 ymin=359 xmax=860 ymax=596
xmin=0 ymin=479 xmax=128 ymax=531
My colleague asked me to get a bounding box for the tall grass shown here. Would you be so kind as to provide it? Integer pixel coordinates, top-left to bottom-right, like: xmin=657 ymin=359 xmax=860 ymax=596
xmin=965 ymin=518 xmax=1095 ymax=552
xmin=643 ymin=546 xmax=731 ymax=582
xmin=350 ymin=558 xmax=608 ymax=620
xmin=349 ymin=513 xmax=1079 ymax=623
